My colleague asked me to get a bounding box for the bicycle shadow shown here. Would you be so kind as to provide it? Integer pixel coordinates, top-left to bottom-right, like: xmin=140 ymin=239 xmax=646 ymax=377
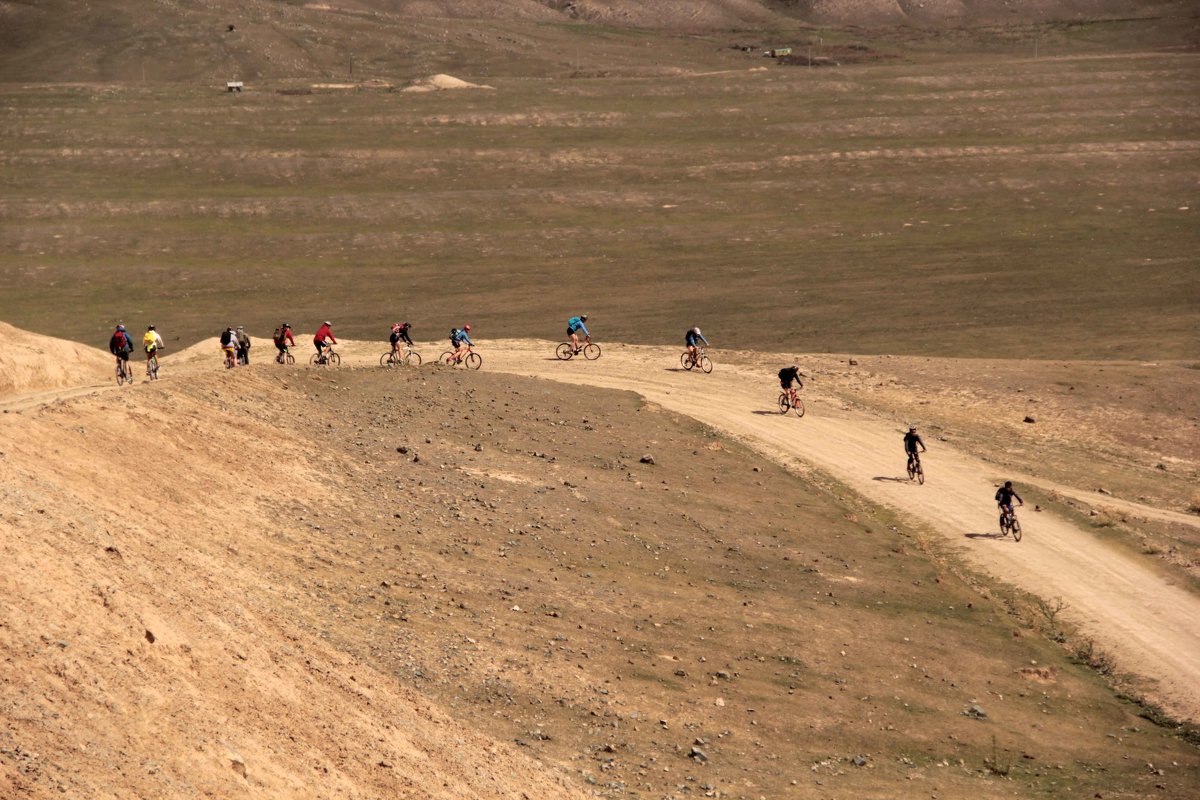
xmin=964 ymin=532 xmax=1006 ymax=540
xmin=872 ymin=476 xmax=909 ymax=483
xmin=750 ymin=410 xmax=785 ymax=416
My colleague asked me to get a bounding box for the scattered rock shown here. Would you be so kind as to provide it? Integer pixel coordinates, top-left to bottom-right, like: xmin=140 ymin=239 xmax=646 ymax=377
xmin=848 ymin=358 xmax=858 ymax=366
xmin=689 ymin=746 xmax=708 ymax=762
xmin=473 ymin=443 xmax=483 ymax=452
xmin=640 ymin=455 xmax=655 ymax=465
xmin=144 ymin=629 xmax=156 ymax=644
xmin=397 ymin=446 xmax=408 ymax=454
xmin=1023 ymin=416 xmax=1036 ymax=423
xmin=1155 ymin=463 xmax=1167 ymax=471
xmin=962 ymin=704 xmax=988 ymax=720
xmin=230 ymin=754 xmax=246 ymax=779
xmin=1097 ymin=487 xmax=1112 ymax=496
xmin=851 ymin=755 xmax=868 ymax=767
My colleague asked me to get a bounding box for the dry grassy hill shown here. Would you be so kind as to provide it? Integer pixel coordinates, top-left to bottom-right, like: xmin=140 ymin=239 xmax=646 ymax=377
xmin=2 ymin=327 xmax=1198 ymax=798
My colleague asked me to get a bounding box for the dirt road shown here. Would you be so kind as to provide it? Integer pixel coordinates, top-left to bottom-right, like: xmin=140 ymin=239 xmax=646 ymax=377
xmin=484 ymin=340 xmax=1200 ymax=723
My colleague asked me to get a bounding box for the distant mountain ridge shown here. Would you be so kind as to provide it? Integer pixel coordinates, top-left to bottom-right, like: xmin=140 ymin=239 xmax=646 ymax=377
xmin=0 ymin=0 xmax=1181 ymax=82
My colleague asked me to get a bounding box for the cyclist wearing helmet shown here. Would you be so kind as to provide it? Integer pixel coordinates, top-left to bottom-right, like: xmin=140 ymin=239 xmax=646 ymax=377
xmin=567 ymin=314 xmax=590 ymax=353
xmin=219 ymin=326 xmax=237 ymax=369
xmin=449 ymin=324 xmax=473 ymax=364
xmin=685 ymin=326 xmax=709 ymax=362
xmin=778 ymin=364 xmax=806 ymax=406
xmin=995 ymin=481 xmax=1024 ymax=519
xmin=109 ymin=324 xmax=133 ymax=370
xmin=903 ymin=426 xmax=926 ymax=473
xmin=235 ymin=325 xmax=251 ymax=366
xmin=314 ymin=321 xmax=336 ymax=361
xmin=274 ymin=323 xmax=295 ymax=362
xmin=143 ymin=325 xmax=164 ymax=371
xmin=390 ymin=321 xmax=414 ymax=357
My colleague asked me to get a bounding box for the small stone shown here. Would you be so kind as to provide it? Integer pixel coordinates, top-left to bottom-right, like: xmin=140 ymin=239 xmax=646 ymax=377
xmin=397 ymin=446 xmax=408 ymax=454
xmin=144 ymin=630 xmax=156 ymax=644
xmin=640 ymin=455 xmax=655 ymax=465
xmin=963 ymin=704 xmax=988 ymax=720
xmin=689 ymin=746 xmax=708 ymax=762
xmin=1023 ymin=416 xmax=1036 ymax=423
xmin=1097 ymin=487 xmax=1112 ymax=496
xmin=1155 ymin=463 xmax=1167 ymax=471
xmin=474 ymin=443 xmax=483 ymax=452
xmin=852 ymin=755 xmax=868 ymax=767
xmin=849 ymin=358 xmax=858 ymax=365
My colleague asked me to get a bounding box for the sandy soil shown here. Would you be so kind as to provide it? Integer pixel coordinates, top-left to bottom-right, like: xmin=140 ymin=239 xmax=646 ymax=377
xmin=466 ymin=339 xmax=1200 ymax=722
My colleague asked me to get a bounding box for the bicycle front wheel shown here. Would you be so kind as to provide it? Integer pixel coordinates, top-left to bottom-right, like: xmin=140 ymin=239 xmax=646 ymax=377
xmin=906 ymin=461 xmax=916 ymax=481
xmin=285 ymin=353 xmax=295 ymax=365
xmin=583 ymin=343 xmax=601 ymax=360
xmin=404 ymin=351 xmax=422 ymax=367
xmin=916 ymin=464 xmax=925 ymax=485
xmin=791 ymin=398 xmax=805 ymax=417
xmin=699 ymin=355 xmax=713 ymax=374
xmin=1011 ymin=518 xmax=1022 ymax=542
xmin=556 ymin=343 xmax=574 ymax=361
xmin=778 ymin=394 xmax=790 ymax=414
xmin=465 ymin=352 xmax=482 ymax=370
xmin=327 ymin=352 xmax=341 ymax=366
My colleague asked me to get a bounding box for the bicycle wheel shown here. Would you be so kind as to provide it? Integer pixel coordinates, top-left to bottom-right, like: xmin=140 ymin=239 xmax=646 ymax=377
xmin=916 ymin=464 xmax=924 ymax=485
xmin=699 ymin=355 xmax=713 ymax=374
xmin=310 ymin=353 xmax=323 ymax=366
xmin=380 ymin=352 xmax=395 ymax=368
xmin=116 ymin=366 xmax=126 ymax=386
xmin=583 ymin=343 xmax=601 ymax=360
xmin=792 ymin=398 xmax=805 ymax=417
xmin=327 ymin=352 xmax=341 ymax=366
xmin=285 ymin=353 xmax=295 ymax=365
xmin=404 ymin=351 xmax=422 ymax=367
xmin=465 ymin=352 xmax=482 ymax=370
xmin=681 ymin=353 xmax=693 ymax=371
xmin=440 ymin=351 xmax=456 ymax=365
xmin=556 ymin=343 xmax=574 ymax=361
xmin=999 ymin=515 xmax=1010 ymax=537
xmin=1011 ymin=517 xmax=1022 ymax=542
xmin=778 ymin=393 xmax=790 ymax=414
xmin=906 ymin=460 xmax=916 ymax=481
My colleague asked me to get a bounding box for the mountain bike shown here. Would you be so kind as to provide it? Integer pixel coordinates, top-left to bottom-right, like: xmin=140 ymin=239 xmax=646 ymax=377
xmin=999 ymin=506 xmax=1022 ymax=542
xmin=275 ymin=346 xmax=295 ymax=365
xmin=380 ymin=347 xmax=422 ymax=367
xmin=556 ymin=339 xmax=601 ymax=361
xmin=777 ymin=388 xmax=805 ymax=417
xmin=681 ymin=347 xmax=712 ymax=374
xmin=906 ymin=452 xmax=924 ymax=484
xmin=115 ymin=357 xmax=133 ymax=386
xmin=146 ymin=352 xmax=160 ymax=382
xmin=440 ymin=347 xmax=482 ymax=370
xmin=310 ymin=346 xmax=341 ymax=367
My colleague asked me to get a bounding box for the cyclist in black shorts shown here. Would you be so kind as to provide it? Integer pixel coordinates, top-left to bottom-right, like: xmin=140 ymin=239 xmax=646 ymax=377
xmin=995 ymin=481 xmax=1024 ymax=518
xmin=904 ymin=426 xmax=926 ymax=472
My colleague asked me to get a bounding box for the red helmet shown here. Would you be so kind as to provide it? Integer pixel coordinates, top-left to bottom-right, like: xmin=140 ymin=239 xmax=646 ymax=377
xmin=463 ymin=324 xmax=471 ymax=331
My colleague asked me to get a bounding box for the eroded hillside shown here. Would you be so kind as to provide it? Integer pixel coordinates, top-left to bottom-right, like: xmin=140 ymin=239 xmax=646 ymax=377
xmin=2 ymin=337 xmax=1198 ymax=798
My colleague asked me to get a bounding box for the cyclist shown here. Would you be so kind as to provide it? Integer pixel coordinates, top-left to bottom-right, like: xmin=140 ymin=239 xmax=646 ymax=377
xmin=995 ymin=481 xmax=1024 ymax=523
xmin=390 ymin=322 xmax=414 ymax=358
xmin=567 ymin=314 xmax=590 ymax=353
xmin=235 ymin=325 xmax=251 ymax=366
xmin=314 ymin=321 xmax=337 ymax=362
xmin=903 ymin=426 xmax=926 ymax=473
xmin=274 ymin=323 xmax=295 ymax=363
xmin=778 ymin=364 xmax=806 ymax=406
xmin=448 ymin=324 xmax=473 ymax=364
xmin=219 ymin=326 xmax=237 ymax=368
xmin=143 ymin=325 xmax=164 ymax=373
xmin=109 ymin=324 xmax=133 ymax=375
xmin=685 ymin=326 xmax=709 ymax=363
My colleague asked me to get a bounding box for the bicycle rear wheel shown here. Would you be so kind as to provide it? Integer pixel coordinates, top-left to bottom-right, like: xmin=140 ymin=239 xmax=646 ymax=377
xmin=380 ymin=352 xmax=396 ymax=367
xmin=556 ymin=343 xmax=574 ymax=361
xmin=681 ymin=353 xmax=693 ymax=371
xmin=440 ymin=351 xmax=456 ymax=365
xmin=699 ymin=355 xmax=713 ymax=374
xmin=310 ymin=353 xmax=323 ymax=366
xmin=777 ymin=394 xmax=790 ymax=414
xmin=404 ymin=351 xmax=422 ymax=367
xmin=583 ymin=343 xmax=601 ymax=360
xmin=465 ymin=352 xmax=482 ymax=370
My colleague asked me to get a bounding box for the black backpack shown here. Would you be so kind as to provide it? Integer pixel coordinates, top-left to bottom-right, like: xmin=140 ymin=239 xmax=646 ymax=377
xmin=220 ymin=330 xmax=233 ymax=346
xmin=449 ymin=328 xmax=458 ymax=340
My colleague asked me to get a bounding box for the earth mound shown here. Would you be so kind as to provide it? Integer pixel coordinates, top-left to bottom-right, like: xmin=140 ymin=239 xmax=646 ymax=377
xmin=402 ymin=74 xmax=495 ymax=93
xmin=0 ymin=321 xmax=111 ymax=398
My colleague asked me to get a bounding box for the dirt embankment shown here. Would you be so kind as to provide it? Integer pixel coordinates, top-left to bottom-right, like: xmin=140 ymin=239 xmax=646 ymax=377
xmin=0 ymin=321 xmax=110 ymax=399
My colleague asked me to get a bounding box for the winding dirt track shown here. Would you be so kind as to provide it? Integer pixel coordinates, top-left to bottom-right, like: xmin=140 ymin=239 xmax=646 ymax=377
xmin=485 ymin=340 xmax=1200 ymax=723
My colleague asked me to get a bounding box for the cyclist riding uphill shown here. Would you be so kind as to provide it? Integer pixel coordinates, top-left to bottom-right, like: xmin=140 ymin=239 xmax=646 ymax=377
xmin=219 ymin=326 xmax=237 ymax=368
xmin=903 ymin=426 xmax=926 ymax=469
xmin=314 ymin=321 xmax=336 ymax=358
xmin=685 ymin=326 xmax=708 ymax=361
xmin=143 ymin=325 xmax=164 ymax=364
xmin=449 ymin=324 xmax=473 ymax=363
xmin=390 ymin=322 xmax=414 ymax=355
xmin=995 ymin=481 xmax=1024 ymax=517
xmin=273 ymin=323 xmax=295 ymax=358
xmin=567 ymin=314 xmax=589 ymax=352
xmin=778 ymin=364 xmax=806 ymax=403
xmin=109 ymin=324 xmax=133 ymax=366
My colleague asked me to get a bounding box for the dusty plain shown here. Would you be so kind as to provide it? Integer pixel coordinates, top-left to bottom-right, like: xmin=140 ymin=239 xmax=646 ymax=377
xmin=2 ymin=2 xmax=1200 ymax=799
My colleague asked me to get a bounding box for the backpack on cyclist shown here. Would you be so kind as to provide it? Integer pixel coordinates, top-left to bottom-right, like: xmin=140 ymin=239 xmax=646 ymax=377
xmin=777 ymin=368 xmax=788 ymax=381
xmin=449 ymin=328 xmax=458 ymax=340
xmin=111 ymin=331 xmax=128 ymax=352
xmin=220 ymin=329 xmax=233 ymax=347
xmin=273 ymin=327 xmax=282 ymax=343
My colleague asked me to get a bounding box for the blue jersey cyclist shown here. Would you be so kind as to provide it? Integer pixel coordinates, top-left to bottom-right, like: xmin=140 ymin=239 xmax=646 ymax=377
xmin=449 ymin=324 xmax=473 ymax=363
xmin=685 ymin=326 xmax=709 ymax=361
xmin=567 ymin=314 xmax=590 ymax=352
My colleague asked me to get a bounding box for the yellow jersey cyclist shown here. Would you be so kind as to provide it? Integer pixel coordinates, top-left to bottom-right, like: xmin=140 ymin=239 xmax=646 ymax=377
xmin=143 ymin=325 xmax=164 ymax=373
xmin=567 ymin=314 xmax=590 ymax=353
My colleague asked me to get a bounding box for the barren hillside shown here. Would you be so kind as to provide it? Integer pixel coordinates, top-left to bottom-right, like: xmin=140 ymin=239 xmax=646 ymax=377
xmin=2 ymin=327 xmax=1198 ymax=798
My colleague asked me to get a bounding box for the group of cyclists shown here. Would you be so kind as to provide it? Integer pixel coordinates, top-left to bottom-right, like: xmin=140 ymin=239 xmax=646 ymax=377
xmin=108 ymin=315 xmax=1024 ymax=535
